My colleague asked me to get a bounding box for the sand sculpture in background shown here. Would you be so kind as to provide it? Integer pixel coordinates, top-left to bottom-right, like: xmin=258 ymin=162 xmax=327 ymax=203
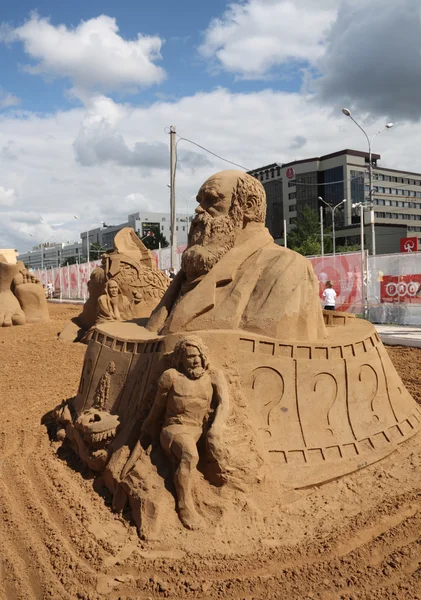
xmin=54 ymin=170 xmax=421 ymax=540
xmin=0 ymin=255 xmax=49 ymax=326
xmin=59 ymin=227 xmax=170 ymax=342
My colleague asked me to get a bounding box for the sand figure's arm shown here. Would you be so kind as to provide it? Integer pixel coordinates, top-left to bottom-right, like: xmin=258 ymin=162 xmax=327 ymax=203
xmin=120 ymin=371 xmax=173 ymax=480
xmin=207 ymin=369 xmax=230 ymax=469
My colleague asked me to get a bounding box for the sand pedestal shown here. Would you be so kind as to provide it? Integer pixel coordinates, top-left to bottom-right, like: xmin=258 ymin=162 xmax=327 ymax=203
xmin=70 ymin=315 xmax=421 ymax=489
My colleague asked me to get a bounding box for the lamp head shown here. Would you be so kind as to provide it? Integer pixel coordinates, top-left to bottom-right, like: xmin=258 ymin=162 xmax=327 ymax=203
xmin=342 ymin=108 xmax=352 ymax=117
xmin=317 ymin=196 xmax=323 ymax=201
xmin=386 ymin=122 xmax=393 ymax=129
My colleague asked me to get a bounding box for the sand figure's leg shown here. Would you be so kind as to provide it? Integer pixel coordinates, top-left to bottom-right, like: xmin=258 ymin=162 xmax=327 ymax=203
xmin=162 ymin=431 xmax=204 ymax=530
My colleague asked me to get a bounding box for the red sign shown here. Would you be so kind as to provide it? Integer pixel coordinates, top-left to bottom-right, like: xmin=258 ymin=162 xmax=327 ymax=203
xmin=286 ymin=167 xmax=295 ymax=179
xmin=381 ymin=275 xmax=421 ymax=303
xmin=400 ymin=237 xmax=418 ymax=253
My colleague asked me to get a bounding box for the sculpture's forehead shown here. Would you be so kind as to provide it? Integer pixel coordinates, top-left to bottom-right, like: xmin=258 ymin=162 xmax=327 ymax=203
xmin=199 ymin=172 xmax=240 ymax=195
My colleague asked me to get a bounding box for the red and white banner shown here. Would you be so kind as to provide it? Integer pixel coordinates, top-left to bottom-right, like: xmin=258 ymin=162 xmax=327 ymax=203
xmin=380 ymin=275 xmax=421 ymax=304
xmin=308 ymin=252 xmax=363 ymax=313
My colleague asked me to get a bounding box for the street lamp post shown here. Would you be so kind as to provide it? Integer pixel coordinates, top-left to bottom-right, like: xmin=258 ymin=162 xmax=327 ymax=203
xmin=342 ymin=108 xmax=393 ymax=256
xmin=320 ymin=206 xmax=324 ymax=256
xmin=167 ymin=185 xmax=196 ymax=223
xmin=74 ymin=216 xmax=91 ymax=275
xmin=352 ymin=202 xmax=367 ymax=318
xmin=318 ymin=196 xmax=347 ymax=256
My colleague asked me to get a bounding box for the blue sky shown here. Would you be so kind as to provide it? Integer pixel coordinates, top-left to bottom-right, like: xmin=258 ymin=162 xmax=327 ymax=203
xmin=0 ymin=0 xmax=420 ymax=251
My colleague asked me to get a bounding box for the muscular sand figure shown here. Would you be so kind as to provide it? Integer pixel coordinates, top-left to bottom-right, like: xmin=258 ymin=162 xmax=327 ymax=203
xmin=122 ymin=336 xmax=229 ymax=530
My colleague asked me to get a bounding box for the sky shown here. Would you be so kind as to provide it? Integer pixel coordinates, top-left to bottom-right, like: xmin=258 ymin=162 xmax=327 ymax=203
xmin=1 ymin=0 xmax=421 ymax=252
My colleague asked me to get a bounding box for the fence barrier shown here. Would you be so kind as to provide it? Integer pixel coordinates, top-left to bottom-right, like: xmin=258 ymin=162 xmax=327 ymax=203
xmin=32 ymin=248 xmax=421 ymax=326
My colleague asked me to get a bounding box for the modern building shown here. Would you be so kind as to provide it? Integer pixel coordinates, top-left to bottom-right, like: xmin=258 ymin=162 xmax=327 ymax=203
xmin=80 ymin=211 xmax=190 ymax=258
xmin=19 ymin=211 xmax=192 ymax=269
xmin=19 ymin=241 xmax=83 ymax=270
xmin=249 ymin=149 xmax=421 ymax=252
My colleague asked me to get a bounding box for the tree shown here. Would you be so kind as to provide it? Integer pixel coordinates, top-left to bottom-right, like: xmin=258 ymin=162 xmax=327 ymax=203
xmin=138 ymin=226 xmax=169 ymax=251
xmin=61 ymin=256 xmax=79 ymax=267
xmin=288 ymin=206 xmax=333 ymax=256
xmin=89 ymin=242 xmax=106 ymax=260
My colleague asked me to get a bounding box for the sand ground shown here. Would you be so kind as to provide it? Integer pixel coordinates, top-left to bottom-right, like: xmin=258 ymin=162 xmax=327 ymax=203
xmin=0 ymin=304 xmax=420 ymax=600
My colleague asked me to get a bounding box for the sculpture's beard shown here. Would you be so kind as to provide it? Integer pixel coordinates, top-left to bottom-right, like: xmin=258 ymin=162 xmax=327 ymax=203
xmin=185 ymin=365 xmax=205 ymax=380
xmin=182 ymin=212 xmax=240 ymax=281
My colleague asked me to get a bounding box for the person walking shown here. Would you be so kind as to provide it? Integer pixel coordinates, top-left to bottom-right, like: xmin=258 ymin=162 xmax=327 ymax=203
xmin=322 ymin=280 xmax=336 ymax=311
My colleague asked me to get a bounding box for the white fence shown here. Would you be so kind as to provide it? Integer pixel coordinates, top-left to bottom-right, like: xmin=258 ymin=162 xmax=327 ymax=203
xmin=32 ymin=244 xmax=186 ymax=300
xmin=33 ymin=247 xmax=421 ymax=326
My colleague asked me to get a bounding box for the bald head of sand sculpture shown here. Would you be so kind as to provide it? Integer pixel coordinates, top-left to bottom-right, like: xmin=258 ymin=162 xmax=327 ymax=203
xmin=55 ymin=169 xmax=421 ymax=541
xmin=148 ymin=170 xmax=325 ymax=340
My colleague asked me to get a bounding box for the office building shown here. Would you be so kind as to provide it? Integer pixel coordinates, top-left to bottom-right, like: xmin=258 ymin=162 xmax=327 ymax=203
xmin=249 ymin=149 xmax=421 ymax=252
xmin=19 ymin=211 xmax=191 ymax=268
xmin=19 ymin=241 xmax=83 ymax=270
xmin=80 ymin=211 xmax=190 ymax=258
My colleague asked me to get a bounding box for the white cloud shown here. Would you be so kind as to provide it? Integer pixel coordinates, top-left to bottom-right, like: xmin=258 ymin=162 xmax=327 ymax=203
xmin=73 ymin=95 xmax=210 ymax=170
xmin=313 ymin=0 xmax=421 ymax=120
xmin=0 ymin=186 xmax=17 ymax=206
xmin=199 ymin=0 xmax=338 ymax=78
xmin=2 ymin=14 xmax=165 ymax=95
xmin=0 ymin=89 xmax=20 ymax=109
xmin=1 ymin=88 xmax=421 ymax=253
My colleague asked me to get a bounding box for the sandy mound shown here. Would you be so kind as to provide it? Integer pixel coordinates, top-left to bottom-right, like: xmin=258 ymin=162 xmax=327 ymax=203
xmin=1 ymin=304 xmax=421 ymax=599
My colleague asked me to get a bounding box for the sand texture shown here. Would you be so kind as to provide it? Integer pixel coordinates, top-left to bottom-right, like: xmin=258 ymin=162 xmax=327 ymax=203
xmin=1 ymin=304 xmax=421 ymax=599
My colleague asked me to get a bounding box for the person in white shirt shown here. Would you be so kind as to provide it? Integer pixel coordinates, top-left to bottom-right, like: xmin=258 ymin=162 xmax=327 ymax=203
xmin=322 ymin=280 xmax=336 ymax=311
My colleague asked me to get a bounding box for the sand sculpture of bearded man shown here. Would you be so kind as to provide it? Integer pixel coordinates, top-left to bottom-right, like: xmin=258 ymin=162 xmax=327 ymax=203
xmin=58 ymin=169 xmax=421 ymax=540
xmin=147 ymin=170 xmax=325 ymax=340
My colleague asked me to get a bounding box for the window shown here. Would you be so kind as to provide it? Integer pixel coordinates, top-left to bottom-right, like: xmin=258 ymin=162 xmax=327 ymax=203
xmin=182 ymin=226 xmax=185 ymax=231
xmin=384 ymin=188 xmax=391 ymax=194
xmin=404 ymin=178 xmax=409 ymax=184
xmin=288 ymin=192 xmax=296 ymax=199
xmin=391 ymin=188 xmax=397 ymax=195
xmin=378 ymin=186 xmax=384 ymax=193
xmin=385 ymin=200 xmax=390 ymax=206
xmin=378 ymin=174 xmax=384 ymax=181
xmin=176 ymin=226 xmax=178 ymax=231
xmin=288 ymin=180 xmax=296 ymax=187
xmin=391 ymin=176 xmax=397 ymax=182
xmin=378 ymin=199 xmax=385 ymax=205
xmin=289 ymin=205 xmax=296 ymax=212
xmin=385 ymin=212 xmax=392 ymax=218
xmin=397 ymin=177 xmax=403 ymax=183
xmin=384 ymin=175 xmax=391 ymax=182
xmin=276 ymin=167 xmax=281 ymax=177
xmin=289 ymin=217 xmax=295 ymax=224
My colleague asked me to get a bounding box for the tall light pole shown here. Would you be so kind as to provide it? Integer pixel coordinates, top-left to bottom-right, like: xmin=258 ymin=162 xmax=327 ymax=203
xmin=352 ymin=202 xmax=367 ymax=318
xmin=169 ymin=125 xmax=177 ymax=269
xmin=318 ymin=196 xmax=347 ymax=256
xmin=342 ymin=108 xmax=393 ymax=256
xmin=74 ymin=215 xmax=90 ymax=276
xmin=167 ymin=185 xmax=196 ymax=223
xmin=320 ymin=206 xmax=324 ymax=256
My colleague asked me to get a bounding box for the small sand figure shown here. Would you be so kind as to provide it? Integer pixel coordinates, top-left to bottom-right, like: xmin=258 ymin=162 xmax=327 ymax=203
xmin=97 ymin=279 xmax=133 ymax=322
xmin=121 ymin=335 xmax=230 ymax=530
xmin=322 ymin=280 xmax=337 ymax=311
